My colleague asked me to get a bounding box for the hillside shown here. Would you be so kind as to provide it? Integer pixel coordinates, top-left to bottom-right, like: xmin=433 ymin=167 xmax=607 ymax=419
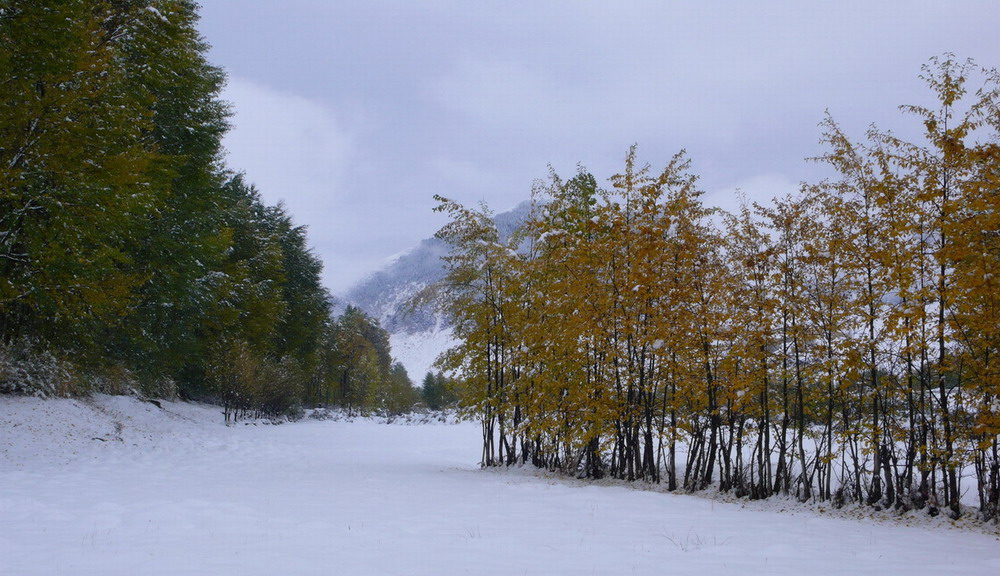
xmin=342 ymin=201 xmax=531 ymax=379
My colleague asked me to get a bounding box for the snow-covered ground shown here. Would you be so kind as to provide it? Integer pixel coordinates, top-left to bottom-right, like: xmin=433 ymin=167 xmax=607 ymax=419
xmin=1 ymin=396 xmax=997 ymax=575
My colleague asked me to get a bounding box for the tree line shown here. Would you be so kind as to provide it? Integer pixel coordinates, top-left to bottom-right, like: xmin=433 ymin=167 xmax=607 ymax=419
xmin=0 ymin=1 xmax=417 ymax=418
xmin=434 ymin=56 xmax=999 ymax=522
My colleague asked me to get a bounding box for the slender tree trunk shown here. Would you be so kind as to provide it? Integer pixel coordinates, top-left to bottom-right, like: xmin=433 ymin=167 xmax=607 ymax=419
xmin=759 ymin=355 xmax=772 ymax=498
xmin=793 ymin=332 xmax=811 ymax=502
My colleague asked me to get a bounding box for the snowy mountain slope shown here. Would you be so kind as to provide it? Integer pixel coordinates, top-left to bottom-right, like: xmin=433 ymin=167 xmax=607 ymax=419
xmin=2 ymin=395 xmax=997 ymax=576
xmin=389 ymin=327 xmax=457 ymax=383
xmin=344 ymin=237 xmax=450 ymax=335
xmin=343 ymin=201 xmax=531 ymax=380
xmin=342 ymin=236 xmax=454 ymax=380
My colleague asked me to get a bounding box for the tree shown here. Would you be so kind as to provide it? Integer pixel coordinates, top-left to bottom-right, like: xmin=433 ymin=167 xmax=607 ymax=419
xmin=325 ymin=306 xmax=397 ymax=415
xmin=0 ymin=1 xmax=341 ymax=416
xmin=893 ymin=56 xmax=1000 ymax=518
xmin=268 ymin=202 xmax=330 ymax=364
xmin=0 ymin=0 xmax=162 ymax=349
xmin=434 ymin=195 xmax=526 ymax=466
xmin=383 ymin=362 xmax=419 ymax=415
xmin=110 ymin=0 xmax=234 ymax=391
xmin=422 ymin=371 xmax=458 ymax=410
xmin=723 ymin=199 xmax=779 ymax=498
xmin=431 ymin=58 xmax=1000 ymax=522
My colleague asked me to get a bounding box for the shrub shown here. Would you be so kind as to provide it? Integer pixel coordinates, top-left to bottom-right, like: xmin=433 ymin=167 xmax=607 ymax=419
xmin=0 ymin=338 xmax=79 ymax=397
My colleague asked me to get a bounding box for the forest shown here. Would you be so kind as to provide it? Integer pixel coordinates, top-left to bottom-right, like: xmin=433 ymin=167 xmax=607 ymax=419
xmin=0 ymin=1 xmax=418 ymax=417
xmin=433 ymin=56 xmax=1000 ymax=522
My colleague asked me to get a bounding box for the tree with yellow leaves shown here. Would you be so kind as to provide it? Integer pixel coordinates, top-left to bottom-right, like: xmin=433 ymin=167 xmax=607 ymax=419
xmin=433 ymin=56 xmax=1000 ymax=523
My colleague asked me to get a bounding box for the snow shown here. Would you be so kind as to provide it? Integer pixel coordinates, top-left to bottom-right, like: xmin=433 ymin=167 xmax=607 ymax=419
xmin=1 ymin=395 xmax=998 ymax=575
xmin=537 ymin=229 xmax=564 ymax=244
xmin=145 ymin=6 xmax=169 ymax=23
xmin=390 ymin=325 xmax=456 ymax=380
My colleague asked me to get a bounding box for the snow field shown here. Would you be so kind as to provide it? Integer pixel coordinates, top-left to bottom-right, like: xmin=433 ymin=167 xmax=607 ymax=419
xmin=1 ymin=396 xmax=997 ymax=575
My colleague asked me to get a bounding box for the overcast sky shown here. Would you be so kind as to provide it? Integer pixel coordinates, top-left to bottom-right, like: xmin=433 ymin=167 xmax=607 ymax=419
xmin=196 ymin=1 xmax=1000 ymax=295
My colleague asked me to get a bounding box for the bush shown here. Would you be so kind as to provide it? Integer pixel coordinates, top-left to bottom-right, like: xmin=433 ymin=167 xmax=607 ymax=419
xmin=206 ymin=340 xmax=305 ymax=423
xmin=0 ymin=338 xmax=79 ymax=397
xmin=81 ymin=365 xmax=179 ymax=400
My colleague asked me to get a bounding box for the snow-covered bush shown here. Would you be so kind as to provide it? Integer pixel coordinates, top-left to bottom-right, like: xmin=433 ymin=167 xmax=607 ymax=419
xmin=0 ymin=339 xmax=180 ymax=400
xmin=80 ymin=365 xmax=176 ymax=399
xmin=0 ymin=338 xmax=78 ymax=397
xmin=85 ymin=364 xmax=140 ymax=396
xmin=308 ymin=407 xmax=340 ymax=421
xmin=284 ymin=404 xmax=306 ymax=422
xmin=139 ymin=376 xmax=178 ymax=400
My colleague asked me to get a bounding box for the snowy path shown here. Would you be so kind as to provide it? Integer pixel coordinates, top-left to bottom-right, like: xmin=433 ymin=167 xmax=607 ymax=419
xmin=1 ymin=397 xmax=998 ymax=575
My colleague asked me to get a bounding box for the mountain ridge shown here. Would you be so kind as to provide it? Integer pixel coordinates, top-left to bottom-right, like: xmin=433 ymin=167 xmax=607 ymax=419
xmin=340 ymin=201 xmax=532 ymax=380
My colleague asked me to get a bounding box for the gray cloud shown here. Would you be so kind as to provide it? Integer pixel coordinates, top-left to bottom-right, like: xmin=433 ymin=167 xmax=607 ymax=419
xmin=221 ymin=77 xmax=363 ymax=292
xmin=198 ymin=0 xmax=1000 ymax=295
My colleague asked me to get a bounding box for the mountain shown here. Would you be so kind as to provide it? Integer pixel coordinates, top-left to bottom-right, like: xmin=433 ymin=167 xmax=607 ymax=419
xmin=342 ymin=201 xmax=531 ymax=382
xmin=345 ymin=237 xmax=450 ymax=335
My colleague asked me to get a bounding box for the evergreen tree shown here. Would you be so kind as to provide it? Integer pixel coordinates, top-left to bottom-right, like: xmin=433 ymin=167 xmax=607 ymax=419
xmin=422 ymin=371 xmax=457 ymax=410
xmin=384 ymin=362 xmax=418 ymax=415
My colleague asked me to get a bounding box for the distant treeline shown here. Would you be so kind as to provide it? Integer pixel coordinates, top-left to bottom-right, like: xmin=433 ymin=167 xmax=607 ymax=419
xmin=0 ymin=1 xmax=418 ymax=417
xmin=434 ymin=56 xmax=999 ymax=522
